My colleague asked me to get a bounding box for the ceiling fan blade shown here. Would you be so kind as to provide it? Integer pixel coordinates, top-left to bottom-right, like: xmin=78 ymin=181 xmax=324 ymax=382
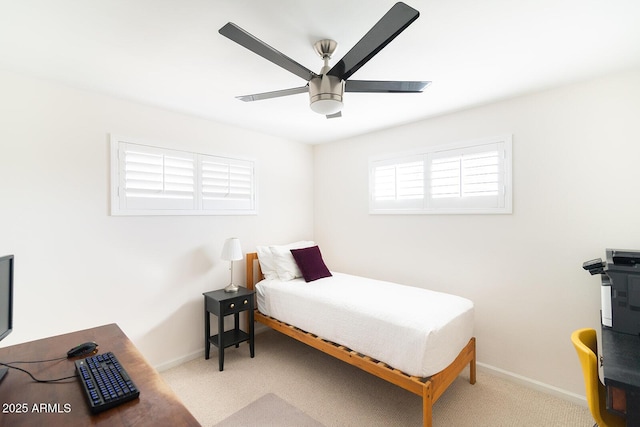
xmin=345 ymin=80 xmax=431 ymax=93
xmin=219 ymin=23 xmax=319 ymax=81
xmin=236 ymin=85 xmax=309 ymax=102
xmin=327 ymin=2 xmax=420 ymax=81
xmin=326 ymin=111 xmax=342 ymax=119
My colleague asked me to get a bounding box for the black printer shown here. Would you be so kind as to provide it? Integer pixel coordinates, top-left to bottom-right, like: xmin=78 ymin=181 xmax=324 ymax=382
xmin=584 ymin=249 xmax=640 ymax=336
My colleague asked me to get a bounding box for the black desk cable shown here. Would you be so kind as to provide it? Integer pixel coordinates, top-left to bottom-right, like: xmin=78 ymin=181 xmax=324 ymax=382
xmin=0 ymin=355 xmax=79 ymax=383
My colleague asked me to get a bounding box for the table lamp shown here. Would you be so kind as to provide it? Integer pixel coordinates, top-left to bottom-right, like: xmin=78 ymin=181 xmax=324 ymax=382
xmin=221 ymin=238 xmax=243 ymax=292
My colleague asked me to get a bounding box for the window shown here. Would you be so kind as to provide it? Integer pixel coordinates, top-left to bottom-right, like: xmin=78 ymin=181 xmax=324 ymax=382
xmin=371 ymin=157 xmax=424 ymax=211
xmin=200 ymin=156 xmax=255 ymax=212
xmin=110 ymin=135 xmax=257 ymax=215
xmin=369 ymin=135 xmax=512 ymax=214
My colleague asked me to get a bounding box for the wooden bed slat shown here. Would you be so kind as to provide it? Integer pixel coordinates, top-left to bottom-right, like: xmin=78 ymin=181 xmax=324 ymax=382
xmin=245 ymin=252 xmax=475 ymax=427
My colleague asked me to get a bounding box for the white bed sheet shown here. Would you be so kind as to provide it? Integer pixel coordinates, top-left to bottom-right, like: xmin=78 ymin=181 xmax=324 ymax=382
xmin=255 ymin=272 xmax=474 ymax=377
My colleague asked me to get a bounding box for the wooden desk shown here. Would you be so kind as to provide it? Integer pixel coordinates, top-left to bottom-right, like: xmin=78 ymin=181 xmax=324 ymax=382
xmin=0 ymin=324 xmax=200 ymax=427
xmin=601 ymin=327 xmax=640 ymax=426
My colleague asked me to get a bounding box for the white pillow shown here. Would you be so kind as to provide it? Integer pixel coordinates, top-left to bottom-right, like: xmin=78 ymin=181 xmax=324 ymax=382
xmin=270 ymin=241 xmax=315 ymax=281
xmin=256 ymin=245 xmax=279 ymax=280
xmin=256 ymin=241 xmax=315 ymax=281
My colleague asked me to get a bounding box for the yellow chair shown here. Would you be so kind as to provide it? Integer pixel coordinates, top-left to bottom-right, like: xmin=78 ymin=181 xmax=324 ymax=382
xmin=571 ymin=328 xmax=626 ymax=427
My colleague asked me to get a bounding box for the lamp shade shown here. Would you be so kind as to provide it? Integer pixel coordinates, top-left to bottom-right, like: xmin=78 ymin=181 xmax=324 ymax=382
xmin=221 ymin=238 xmax=243 ymax=261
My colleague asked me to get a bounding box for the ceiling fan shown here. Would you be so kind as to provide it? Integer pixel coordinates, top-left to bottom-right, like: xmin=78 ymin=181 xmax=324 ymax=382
xmin=219 ymin=2 xmax=430 ymax=118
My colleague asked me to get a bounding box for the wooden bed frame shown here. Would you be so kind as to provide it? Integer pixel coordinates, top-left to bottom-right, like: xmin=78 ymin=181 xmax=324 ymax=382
xmin=245 ymin=252 xmax=476 ymax=427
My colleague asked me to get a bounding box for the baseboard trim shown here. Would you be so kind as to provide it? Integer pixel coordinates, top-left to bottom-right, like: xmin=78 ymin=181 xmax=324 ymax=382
xmin=155 ymin=326 xmax=271 ymax=372
xmin=477 ymin=362 xmax=587 ymax=407
xmin=155 ymin=349 xmax=202 ymax=372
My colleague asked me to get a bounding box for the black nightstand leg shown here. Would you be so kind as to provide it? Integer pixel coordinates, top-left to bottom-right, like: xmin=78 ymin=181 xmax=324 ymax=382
xmin=234 ymin=312 xmax=240 ymax=348
xmin=204 ymin=300 xmax=210 ymax=360
xmin=218 ymin=309 xmax=224 ymax=371
xmin=249 ymin=307 xmax=255 ymax=358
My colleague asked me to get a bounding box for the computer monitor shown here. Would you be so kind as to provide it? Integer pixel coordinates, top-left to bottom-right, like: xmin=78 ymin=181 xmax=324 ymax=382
xmin=0 ymin=254 xmax=13 ymax=342
xmin=0 ymin=254 xmax=14 ymax=382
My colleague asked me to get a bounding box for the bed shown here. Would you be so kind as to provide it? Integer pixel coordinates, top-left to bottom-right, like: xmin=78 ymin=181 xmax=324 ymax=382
xmin=245 ymin=247 xmax=476 ymax=427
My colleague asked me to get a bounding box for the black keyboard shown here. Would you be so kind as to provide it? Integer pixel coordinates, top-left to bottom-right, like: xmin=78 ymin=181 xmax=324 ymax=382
xmin=75 ymin=352 xmax=140 ymax=413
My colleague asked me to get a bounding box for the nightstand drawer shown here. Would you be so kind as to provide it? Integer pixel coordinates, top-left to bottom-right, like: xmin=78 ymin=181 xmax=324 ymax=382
xmin=222 ymin=296 xmax=252 ymax=315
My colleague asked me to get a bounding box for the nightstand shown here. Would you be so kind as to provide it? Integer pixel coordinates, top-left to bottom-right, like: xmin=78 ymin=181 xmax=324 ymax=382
xmin=203 ymin=287 xmax=255 ymax=371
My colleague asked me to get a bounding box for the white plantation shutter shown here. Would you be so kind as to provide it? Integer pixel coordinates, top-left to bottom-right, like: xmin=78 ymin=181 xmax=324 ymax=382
xmin=430 ymin=148 xmax=501 ymax=199
xmin=201 ymin=156 xmax=255 ymax=211
xmin=370 ymin=156 xmax=425 ymax=210
xmin=119 ymin=144 xmax=196 ymax=210
xmin=370 ymin=135 xmax=511 ymax=214
xmin=461 ymin=150 xmax=501 ymax=197
xmin=430 ymin=156 xmax=461 ymax=199
xmin=111 ymin=136 xmax=257 ymax=215
xmin=427 ymin=142 xmax=505 ymax=210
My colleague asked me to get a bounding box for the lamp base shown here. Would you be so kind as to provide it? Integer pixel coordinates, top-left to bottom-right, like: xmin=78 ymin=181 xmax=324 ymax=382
xmin=224 ymin=283 xmax=239 ymax=293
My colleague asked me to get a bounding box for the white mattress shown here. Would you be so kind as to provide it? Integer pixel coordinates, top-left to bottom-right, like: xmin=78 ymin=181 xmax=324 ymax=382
xmin=255 ymin=272 xmax=474 ymax=377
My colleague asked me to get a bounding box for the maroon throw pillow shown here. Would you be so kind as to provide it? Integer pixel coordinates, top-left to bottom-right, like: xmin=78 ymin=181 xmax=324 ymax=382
xmin=290 ymin=246 xmax=332 ymax=282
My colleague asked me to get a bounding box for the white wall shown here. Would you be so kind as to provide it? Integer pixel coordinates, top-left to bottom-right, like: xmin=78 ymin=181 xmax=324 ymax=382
xmin=313 ymin=69 xmax=640 ymax=397
xmin=0 ymin=69 xmax=314 ymax=368
xmin=3 ymin=64 xmax=639 ymax=399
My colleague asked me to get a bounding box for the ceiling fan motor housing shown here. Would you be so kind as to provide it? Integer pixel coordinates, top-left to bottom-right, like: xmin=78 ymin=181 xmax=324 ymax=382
xmin=309 ymin=74 xmax=344 ymax=115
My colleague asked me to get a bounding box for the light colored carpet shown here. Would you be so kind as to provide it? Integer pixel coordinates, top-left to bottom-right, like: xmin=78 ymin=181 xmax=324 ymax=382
xmin=213 ymin=393 xmax=325 ymax=427
xmin=161 ymin=329 xmax=594 ymax=426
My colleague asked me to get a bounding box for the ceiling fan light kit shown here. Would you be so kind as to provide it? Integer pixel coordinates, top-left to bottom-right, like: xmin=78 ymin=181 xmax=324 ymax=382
xmin=309 ymin=76 xmax=344 ymax=116
xmin=309 ymin=39 xmax=344 ymax=116
xmin=219 ymin=2 xmax=429 ymax=118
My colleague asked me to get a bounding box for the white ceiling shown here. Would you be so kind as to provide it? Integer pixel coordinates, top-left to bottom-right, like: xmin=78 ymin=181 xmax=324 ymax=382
xmin=1 ymin=0 xmax=639 ymax=144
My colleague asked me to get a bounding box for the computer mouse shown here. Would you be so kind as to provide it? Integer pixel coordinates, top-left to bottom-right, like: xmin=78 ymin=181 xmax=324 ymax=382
xmin=67 ymin=342 xmax=98 ymax=358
